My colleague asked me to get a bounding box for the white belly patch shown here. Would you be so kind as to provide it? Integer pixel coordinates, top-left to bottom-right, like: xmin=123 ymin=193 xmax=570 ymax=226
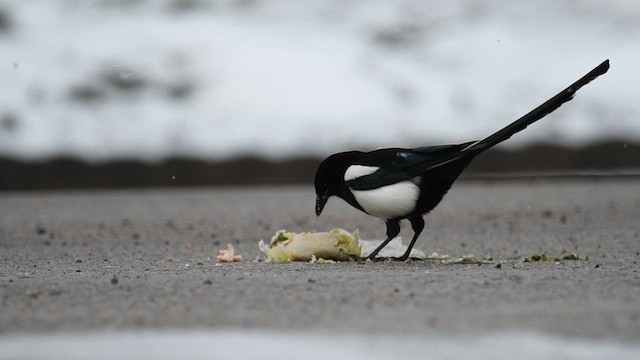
xmin=344 ymin=165 xmax=420 ymax=219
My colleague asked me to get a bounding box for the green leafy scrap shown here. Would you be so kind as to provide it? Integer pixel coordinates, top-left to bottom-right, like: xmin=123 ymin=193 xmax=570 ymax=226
xmin=271 ymin=231 xmax=290 ymax=246
xmin=422 ymin=253 xmax=491 ymax=265
xmin=265 ymin=247 xmax=292 ymax=263
xmin=523 ymin=253 xmax=581 ymax=262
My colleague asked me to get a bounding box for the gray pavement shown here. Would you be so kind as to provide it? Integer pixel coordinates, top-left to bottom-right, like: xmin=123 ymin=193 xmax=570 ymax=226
xmin=1 ymin=178 xmax=639 ymax=342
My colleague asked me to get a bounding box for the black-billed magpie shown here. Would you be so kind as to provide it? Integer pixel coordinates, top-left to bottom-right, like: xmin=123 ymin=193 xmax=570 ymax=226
xmin=315 ymin=60 xmax=610 ymax=261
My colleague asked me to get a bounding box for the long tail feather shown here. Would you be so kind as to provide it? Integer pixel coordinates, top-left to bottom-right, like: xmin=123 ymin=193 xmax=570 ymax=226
xmin=463 ymin=59 xmax=610 ymax=153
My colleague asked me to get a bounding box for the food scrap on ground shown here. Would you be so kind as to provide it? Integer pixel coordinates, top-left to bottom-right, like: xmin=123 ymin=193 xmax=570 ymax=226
xmin=424 ymin=253 xmax=492 ymax=265
xmin=523 ymin=253 xmax=581 ymax=262
xmin=258 ymin=228 xmax=496 ymax=264
xmin=309 ymin=255 xmax=335 ymax=264
xmin=216 ymin=243 xmax=243 ymax=263
xmin=259 ymin=228 xmax=361 ymax=263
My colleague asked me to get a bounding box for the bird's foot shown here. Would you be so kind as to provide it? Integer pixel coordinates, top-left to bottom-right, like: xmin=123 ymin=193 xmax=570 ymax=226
xmin=352 ymin=255 xmax=388 ymax=262
xmin=364 ymin=256 xmax=421 ymax=262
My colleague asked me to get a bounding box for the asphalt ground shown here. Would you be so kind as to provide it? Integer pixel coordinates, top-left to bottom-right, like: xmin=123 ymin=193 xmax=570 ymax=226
xmin=1 ymin=178 xmax=639 ymax=342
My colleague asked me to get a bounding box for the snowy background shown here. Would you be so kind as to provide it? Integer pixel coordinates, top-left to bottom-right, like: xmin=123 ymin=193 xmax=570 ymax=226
xmin=0 ymin=0 xmax=638 ymax=162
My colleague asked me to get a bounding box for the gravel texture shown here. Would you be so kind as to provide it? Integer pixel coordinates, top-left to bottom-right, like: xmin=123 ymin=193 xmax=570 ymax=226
xmin=1 ymin=178 xmax=639 ymax=341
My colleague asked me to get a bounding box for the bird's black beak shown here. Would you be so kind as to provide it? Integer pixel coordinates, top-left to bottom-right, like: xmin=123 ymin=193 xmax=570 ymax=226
xmin=315 ymin=195 xmax=328 ymax=216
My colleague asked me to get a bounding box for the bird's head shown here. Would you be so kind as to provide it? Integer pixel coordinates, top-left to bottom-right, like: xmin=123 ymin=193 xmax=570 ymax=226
xmin=314 ymin=151 xmax=360 ymax=216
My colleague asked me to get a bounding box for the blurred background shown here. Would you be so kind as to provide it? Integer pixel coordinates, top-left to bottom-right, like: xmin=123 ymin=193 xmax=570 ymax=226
xmin=1 ymin=0 xmax=638 ymax=190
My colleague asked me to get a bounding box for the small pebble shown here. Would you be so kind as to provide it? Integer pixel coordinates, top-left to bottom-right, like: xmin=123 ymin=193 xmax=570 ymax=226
xmin=35 ymin=225 xmax=47 ymax=235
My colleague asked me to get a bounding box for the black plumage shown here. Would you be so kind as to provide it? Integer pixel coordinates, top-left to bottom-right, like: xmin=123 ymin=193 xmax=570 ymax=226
xmin=314 ymin=60 xmax=610 ymax=261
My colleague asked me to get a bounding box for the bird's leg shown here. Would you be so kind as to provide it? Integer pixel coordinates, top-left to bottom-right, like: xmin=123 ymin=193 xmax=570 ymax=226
xmin=366 ymin=220 xmax=401 ymax=260
xmin=394 ymin=217 xmax=425 ymax=261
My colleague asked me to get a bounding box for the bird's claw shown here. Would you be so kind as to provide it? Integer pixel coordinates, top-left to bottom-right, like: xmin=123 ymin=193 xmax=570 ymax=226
xmin=360 ymin=256 xmax=420 ymax=262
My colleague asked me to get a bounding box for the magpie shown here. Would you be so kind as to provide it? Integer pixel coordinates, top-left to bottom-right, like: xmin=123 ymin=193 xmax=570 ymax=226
xmin=314 ymin=60 xmax=610 ymax=261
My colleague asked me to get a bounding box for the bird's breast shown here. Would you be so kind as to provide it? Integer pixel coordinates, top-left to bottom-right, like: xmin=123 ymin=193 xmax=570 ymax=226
xmin=344 ymin=165 xmax=420 ymax=219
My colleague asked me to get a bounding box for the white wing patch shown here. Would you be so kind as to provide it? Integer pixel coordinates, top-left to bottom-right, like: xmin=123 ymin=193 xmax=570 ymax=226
xmin=345 ymin=165 xmax=420 ymax=219
xmin=344 ymin=165 xmax=379 ymax=181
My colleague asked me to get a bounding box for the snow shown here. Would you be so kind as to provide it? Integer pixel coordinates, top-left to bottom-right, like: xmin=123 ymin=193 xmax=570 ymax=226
xmin=1 ymin=329 xmax=639 ymax=360
xmin=0 ymin=0 xmax=638 ymax=162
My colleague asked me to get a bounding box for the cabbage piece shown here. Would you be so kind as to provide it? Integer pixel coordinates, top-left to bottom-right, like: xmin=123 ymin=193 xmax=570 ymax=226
xmin=265 ymin=247 xmax=292 ymax=263
xmin=309 ymin=255 xmax=335 ymax=264
xmin=259 ymin=229 xmax=361 ymax=263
